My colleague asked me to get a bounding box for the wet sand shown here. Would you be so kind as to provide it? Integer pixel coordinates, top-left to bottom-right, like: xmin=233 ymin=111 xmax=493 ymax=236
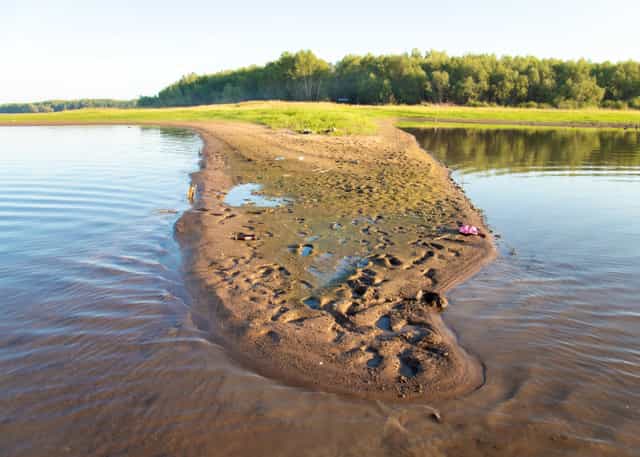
xmin=173 ymin=120 xmax=496 ymax=400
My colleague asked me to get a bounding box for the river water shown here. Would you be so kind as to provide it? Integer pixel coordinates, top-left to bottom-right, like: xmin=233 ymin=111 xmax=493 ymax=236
xmin=1 ymin=125 xmax=638 ymax=456
xmin=410 ymin=127 xmax=640 ymax=456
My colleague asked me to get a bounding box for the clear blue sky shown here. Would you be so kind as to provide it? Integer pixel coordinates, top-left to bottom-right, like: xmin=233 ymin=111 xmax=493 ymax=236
xmin=2 ymin=0 xmax=639 ymax=103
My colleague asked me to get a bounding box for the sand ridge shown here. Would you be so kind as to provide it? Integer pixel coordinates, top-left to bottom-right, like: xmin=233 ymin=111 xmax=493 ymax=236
xmin=175 ymin=120 xmax=496 ymax=400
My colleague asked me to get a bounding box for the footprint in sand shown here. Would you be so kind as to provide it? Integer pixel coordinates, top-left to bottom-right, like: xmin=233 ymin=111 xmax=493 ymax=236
xmin=411 ymin=250 xmax=435 ymax=266
xmin=398 ymin=351 xmax=422 ymax=378
xmin=367 ymin=349 xmax=384 ymax=368
xmin=371 ymin=253 xmax=404 ymax=269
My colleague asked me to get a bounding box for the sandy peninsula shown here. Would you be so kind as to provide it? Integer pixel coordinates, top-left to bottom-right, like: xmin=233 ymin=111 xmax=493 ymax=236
xmin=172 ymin=120 xmax=496 ymax=401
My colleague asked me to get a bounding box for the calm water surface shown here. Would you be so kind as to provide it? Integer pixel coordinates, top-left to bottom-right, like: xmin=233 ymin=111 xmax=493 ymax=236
xmin=0 ymin=126 xmax=203 ymax=455
xmin=1 ymin=125 xmax=639 ymax=457
xmin=411 ymin=127 xmax=640 ymax=455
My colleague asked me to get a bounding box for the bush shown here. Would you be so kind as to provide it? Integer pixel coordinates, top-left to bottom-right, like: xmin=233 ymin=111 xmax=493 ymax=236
xmin=467 ymin=100 xmax=492 ymax=107
xmin=630 ymin=97 xmax=640 ymax=110
xmin=555 ymin=99 xmax=600 ymax=110
xmin=555 ymin=99 xmax=579 ymax=109
xmin=601 ymin=100 xmax=628 ymax=110
xmin=519 ymin=101 xmax=539 ymax=109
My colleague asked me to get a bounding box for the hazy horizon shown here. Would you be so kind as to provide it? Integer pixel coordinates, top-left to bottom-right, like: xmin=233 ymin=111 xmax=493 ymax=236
xmin=3 ymin=0 xmax=639 ymax=104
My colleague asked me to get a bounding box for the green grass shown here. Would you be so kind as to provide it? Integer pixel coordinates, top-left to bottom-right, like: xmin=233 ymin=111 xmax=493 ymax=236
xmin=369 ymin=104 xmax=640 ymax=125
xmin=2 ymin=101 xmax=640 ymax=135
xmin=0 ymin=102 xmax=377 ymax=135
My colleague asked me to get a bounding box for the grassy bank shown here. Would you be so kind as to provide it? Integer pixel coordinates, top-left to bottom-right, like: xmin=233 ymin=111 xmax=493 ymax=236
xmin=2 ymin=101 xmax=640 ymax=134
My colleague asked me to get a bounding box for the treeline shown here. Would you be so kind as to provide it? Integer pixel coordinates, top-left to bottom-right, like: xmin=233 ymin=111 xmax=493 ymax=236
xmin=0 ymin=99 xmax=136 ymax=114
xmin=139 ymin=50 xmax=640 ymax=109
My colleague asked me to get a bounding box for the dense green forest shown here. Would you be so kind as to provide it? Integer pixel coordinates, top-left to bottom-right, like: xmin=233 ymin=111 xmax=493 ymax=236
xmin=139 ymin=50 xmax=640 ymax=109
xmin=0 ymin=99 xmax=136 ymax=113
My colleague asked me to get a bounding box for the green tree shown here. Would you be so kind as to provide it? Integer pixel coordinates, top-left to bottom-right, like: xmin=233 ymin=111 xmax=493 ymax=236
xmin=429 ymin=70 xmax=450 ymax=103
xmin=290 ymin=50 xmax=331 ymax=100
xmin=132 ymin=49 xmax=640 ymax=109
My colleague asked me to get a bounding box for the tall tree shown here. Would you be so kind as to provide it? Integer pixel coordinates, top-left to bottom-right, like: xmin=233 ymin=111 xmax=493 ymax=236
xmin=290 ymin=51 xmax=331 ymax=101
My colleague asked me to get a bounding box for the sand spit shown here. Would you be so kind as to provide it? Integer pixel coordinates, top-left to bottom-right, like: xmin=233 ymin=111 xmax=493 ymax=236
xmin=173 ymin=120 xmax=496 ymax=401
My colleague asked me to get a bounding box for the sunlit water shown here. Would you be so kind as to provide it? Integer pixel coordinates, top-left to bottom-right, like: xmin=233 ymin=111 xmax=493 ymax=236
xmin=410 ymin=127 xmax=640 ymax=455
xmin=2 ymin=125 xmax=639 ymax=457
xmin=0 ymin=126 xmax=202 ymax=455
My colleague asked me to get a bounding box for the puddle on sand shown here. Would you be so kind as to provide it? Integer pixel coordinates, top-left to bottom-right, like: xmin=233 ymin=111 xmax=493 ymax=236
xmin=302 ymin=296 xmax=321 ymax=309
xmin=367 ymin=353 xmax=383 ymax=368
xmin=375 ymin=315 xmax=392 ymax=331
xmin=308 ymin=255 xmax=370 ymax=287
xmin=288 ymin=244 xmax=315 ymax=257
xmin=224 ymin=183 xmax=289 ymax=207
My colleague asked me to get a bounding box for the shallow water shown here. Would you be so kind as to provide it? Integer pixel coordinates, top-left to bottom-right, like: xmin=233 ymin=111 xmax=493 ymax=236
xmin=2 ymin=126 xmax=640 ymax=457
xmin=224 ymin=182 xmax=289 ymax=207
xmin=0 ymin=126 xmax=202 ymax=455
xmin=308 ymin=254 xmax=370 ymax=287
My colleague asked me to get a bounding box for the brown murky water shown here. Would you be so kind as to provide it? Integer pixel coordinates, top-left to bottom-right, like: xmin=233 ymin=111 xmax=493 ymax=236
xmin=1 ymin=126 xmax=639 ymax=456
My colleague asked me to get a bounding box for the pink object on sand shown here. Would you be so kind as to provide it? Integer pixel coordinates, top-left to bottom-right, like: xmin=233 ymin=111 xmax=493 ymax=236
xmin=459 ymin=224 xmax=479 ymax=236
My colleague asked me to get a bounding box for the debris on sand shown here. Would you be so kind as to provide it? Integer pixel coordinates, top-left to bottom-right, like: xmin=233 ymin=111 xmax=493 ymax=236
xmin=458 ymin=224 xmax=479 ymax=236
xmin=187 ymin=184 xmax=197 ymax=202
xmin=232 ymin=232 xmax=258 ymax=241
xmin=459 ymin=224 xmax=486 ymax=237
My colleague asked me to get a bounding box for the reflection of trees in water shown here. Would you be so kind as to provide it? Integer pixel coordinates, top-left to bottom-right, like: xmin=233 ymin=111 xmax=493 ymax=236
xmin=409 ymin=128 xmax=640 ymax=173
xmin=136 ymin=125 xmax=197 ymax=140
xmin=157 ymin=127 xmax=196 ymax=140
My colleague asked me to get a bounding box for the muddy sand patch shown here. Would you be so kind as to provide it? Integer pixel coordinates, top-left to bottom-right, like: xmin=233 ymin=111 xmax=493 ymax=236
xmin=176 ymin=120 xmax=496 ymax=401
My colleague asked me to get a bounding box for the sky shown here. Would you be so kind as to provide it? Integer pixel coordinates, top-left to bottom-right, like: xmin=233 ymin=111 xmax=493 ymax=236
xmin=2 ymin=0 xmax=639 ymax=104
